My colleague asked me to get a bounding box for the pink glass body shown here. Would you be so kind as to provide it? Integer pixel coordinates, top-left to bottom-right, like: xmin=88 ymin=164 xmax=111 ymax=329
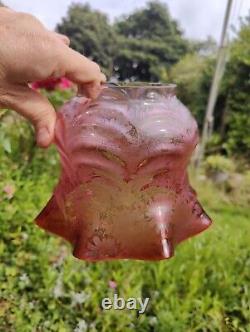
xmin=35 ymin=84 xmax=212 ymax=261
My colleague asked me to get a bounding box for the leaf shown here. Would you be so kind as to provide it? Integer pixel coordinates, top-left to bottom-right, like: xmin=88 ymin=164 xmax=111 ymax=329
xmin=2 ymin=137 xmax=12 ymax=153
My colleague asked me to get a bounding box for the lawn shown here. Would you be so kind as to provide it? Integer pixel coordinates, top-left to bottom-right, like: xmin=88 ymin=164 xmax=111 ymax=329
xmin=0 ymin=115 xmax=249 ymax=332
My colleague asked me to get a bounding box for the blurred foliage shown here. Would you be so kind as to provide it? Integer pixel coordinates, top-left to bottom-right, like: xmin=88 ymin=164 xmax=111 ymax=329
xmin=171 ymin=16 xmax=250 ymax=159
xmin=114 ymin=1 xmax=190 ymax=81
xmin=42 ymin=89 xmax=75 ymax=109
xmin=205 ymin=155 xmax=235 ymax=174
xmin=57 ymin=1 xmax=190 ymax=81
xmin=0 ymin=121 xmax=249 ymax=330
xmin=192 ymin=36 xmax=218 ymax=57
xmin=222 ymin=18 xmax=250 ymax=158
xmin=0 ymin=90 xmax=74 ymax=177
xmin=170 ymin=53 xmax=208 ymax=125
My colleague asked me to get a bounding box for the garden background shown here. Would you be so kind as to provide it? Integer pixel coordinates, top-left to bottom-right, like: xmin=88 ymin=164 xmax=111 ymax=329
xmin=0 ymin=1 xmax=249 ymax=331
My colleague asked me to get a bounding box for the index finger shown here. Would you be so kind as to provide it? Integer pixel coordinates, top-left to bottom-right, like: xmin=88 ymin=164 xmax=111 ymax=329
xmin=58 ymin=46 xmax=105 ymax=85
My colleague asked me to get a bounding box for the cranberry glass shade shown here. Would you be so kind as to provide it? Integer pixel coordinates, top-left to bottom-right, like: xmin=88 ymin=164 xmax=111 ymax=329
xmin=35 ymin=83 xmax=212 ymax=261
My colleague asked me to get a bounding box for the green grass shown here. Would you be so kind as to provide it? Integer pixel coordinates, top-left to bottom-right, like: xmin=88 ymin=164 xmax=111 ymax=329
xmin=0 ymin=141 xmax=249 ymax=332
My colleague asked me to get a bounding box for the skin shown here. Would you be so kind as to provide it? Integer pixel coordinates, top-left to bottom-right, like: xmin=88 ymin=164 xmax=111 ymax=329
xmin=0 ymin=7 xmax=106 ymax=147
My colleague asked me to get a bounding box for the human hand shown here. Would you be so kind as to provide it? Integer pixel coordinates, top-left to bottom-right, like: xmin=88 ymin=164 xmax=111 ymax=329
xmin=0 ymin=7 xmax=106 ymax=147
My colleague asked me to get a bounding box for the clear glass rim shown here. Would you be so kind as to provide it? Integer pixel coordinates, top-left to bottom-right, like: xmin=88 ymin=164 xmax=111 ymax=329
xmin=105 ymin=82 xmax=177 ymax=90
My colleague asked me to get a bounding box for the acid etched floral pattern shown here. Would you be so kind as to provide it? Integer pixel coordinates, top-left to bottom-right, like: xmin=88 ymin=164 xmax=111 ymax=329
xmin=35 ymin=83 xmax=212 ymax=261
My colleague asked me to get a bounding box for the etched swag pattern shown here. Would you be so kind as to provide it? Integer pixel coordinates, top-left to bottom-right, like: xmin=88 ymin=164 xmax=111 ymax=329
xmin=35 ymin=84 xmax=212 ymax=261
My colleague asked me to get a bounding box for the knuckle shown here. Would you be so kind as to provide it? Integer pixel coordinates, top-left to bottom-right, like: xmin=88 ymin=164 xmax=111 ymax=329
xmin=46 ymin=34 xmax=61 ymax=49
xmin=39 ymin=35 xmax=63 ymax=65
xmin=58 ymin=33 xmax=70 ymax=43
xmin=0 ymin=86 xmax=19 ymax=109
xmin=0 ymin=91 xmax=11 ymax=109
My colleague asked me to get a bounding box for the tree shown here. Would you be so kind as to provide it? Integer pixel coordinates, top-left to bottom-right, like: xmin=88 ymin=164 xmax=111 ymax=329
xmin=222 ymin=16 xmax=250 ymax=158
xmin=170 ymin=53 xmax=208 ymax=125
xmin=56 ymin=1 xmax=190 ymax=82
xmin=56 ymin=3 xmax=116 ymax=75
xmin=114 ymin=1 xmax=190 ymax=81
xmin=171 ymin=14 xmax=250 ymax=159
xmin=191 ymin=36 xmax=218 ymax=56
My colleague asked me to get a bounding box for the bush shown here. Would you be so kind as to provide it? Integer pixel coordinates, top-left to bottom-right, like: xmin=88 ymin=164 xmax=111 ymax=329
xmin=204 ymin=155 xmax=235 ymax=175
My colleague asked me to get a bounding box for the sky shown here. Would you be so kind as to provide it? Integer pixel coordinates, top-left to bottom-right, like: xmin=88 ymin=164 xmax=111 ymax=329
xmin=4 ymin=0 xmax=250 ymax=42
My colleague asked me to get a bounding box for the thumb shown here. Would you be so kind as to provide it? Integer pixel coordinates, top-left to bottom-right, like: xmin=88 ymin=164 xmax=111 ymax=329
xmin=1 ymin=84 xmax=56 ymax=147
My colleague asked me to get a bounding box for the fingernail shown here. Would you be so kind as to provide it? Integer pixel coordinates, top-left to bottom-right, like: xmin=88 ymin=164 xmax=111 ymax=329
xmin=37 ymin=127 xmax=51 ymax=147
